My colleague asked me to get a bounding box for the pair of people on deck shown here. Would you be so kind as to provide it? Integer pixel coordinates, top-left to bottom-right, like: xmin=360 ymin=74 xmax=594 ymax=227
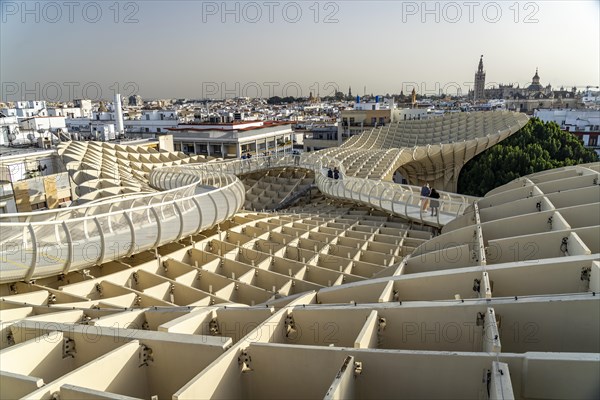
xmin=327 ymin=168 xmax=340 ymax=180
xmin=421 ymin=183 xmax=440 ymax=216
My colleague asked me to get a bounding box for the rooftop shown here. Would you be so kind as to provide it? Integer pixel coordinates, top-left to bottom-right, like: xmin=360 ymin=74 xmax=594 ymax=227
xmin=171 ymin=120 xmax=293 ymax=132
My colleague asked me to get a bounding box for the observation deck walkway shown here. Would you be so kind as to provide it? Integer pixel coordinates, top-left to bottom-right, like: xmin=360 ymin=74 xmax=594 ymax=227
xmin=0 ymin=154 xmax=477 ymax=283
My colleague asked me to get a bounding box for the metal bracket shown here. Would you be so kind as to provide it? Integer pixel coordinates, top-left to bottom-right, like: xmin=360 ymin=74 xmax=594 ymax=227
xmin=63 ymin=338 xmax=76 ymax=359
xmin=284 ymin=314 xmax=296 ymax=337
xmin=238 ymin=350 xmax=253 ymax=373
xmin=581 ymin=266 xmax=592 ymax=282
xmin=473 ymin=279 xmax=481 ymax=294
xmin=476 ymin=312 xmax=485 ymax=327
xmin=560 ymin=237 xmax=569 ymax=254
xmin=139 ymin=344 xmax=153 ymax=367
xmin=209 ymin=318 xmax=220 ymax=335
xmin=354 ymin=361 xmax=363 ymax=377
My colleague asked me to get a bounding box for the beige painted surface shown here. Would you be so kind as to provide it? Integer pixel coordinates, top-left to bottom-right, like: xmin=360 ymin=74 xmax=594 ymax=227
xmin=0 ymin=141 xmax=598 ymax=399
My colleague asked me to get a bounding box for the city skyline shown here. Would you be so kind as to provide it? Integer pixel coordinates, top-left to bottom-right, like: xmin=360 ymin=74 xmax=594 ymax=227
xmin=1 ymin=1 xmax=599 ymax=101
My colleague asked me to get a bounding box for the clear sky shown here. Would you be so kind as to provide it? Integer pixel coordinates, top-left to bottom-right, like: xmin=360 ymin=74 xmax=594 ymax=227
xmin=1 ymin=0 xmax=599 ymax=101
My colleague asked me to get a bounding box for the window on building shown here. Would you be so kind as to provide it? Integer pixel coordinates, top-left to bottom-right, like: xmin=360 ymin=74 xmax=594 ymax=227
xmin=31 ymin=202 xmax=47 ymax=210
xmin=589 ymin=135 xmax=598 ymax=147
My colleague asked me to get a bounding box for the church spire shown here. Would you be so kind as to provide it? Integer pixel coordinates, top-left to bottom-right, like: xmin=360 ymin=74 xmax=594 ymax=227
xmin=474 ymin=55 xmax=486 ymax=102
xmin=532 ymin=68 xmax=540 ymax=84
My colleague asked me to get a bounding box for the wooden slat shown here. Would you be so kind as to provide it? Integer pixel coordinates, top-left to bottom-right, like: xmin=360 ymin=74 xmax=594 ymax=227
xmin=43 ymin=176 xmax=58 ymax=209
xmin=13 ymin=181 xmax=32 ymax=212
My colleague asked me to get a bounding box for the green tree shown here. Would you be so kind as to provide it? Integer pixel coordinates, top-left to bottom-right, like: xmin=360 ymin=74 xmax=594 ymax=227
xmin=267 ymin=96 xmax=297 ymax=104
xmin=458 ymin=118 xmax=599 ymax=196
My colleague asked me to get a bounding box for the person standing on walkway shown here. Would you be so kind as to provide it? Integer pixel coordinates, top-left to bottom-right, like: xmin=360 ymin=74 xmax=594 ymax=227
xmin=421 ymin=183 xmax=430 ymax=211
xmin=430 ymin=188 xmax=440 ymax=216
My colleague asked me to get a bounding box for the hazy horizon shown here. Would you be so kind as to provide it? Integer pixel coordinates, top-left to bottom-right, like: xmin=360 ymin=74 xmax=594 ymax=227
xmin=1 ymin=0 xmax=599 ymax=102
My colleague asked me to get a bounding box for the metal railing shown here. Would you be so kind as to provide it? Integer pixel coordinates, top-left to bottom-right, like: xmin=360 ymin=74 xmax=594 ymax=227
xmin=0 ymin=167 xmax=245 ymax=283
xmin=0 ymin=153 xmax=477 ymax=283
xmin=151 ymin=153 xmax=477 ymax=228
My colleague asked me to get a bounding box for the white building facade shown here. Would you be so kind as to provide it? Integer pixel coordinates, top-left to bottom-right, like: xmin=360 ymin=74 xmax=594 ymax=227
xmin=168 ymin=121 xmax=294 ymax=158
xmin=535 ymin=109 xmax=600 ymax=155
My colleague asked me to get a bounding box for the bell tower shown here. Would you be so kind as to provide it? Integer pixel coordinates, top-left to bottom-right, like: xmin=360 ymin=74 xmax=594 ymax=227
xmin=474 ymin=55 xmax=486 ymax=102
